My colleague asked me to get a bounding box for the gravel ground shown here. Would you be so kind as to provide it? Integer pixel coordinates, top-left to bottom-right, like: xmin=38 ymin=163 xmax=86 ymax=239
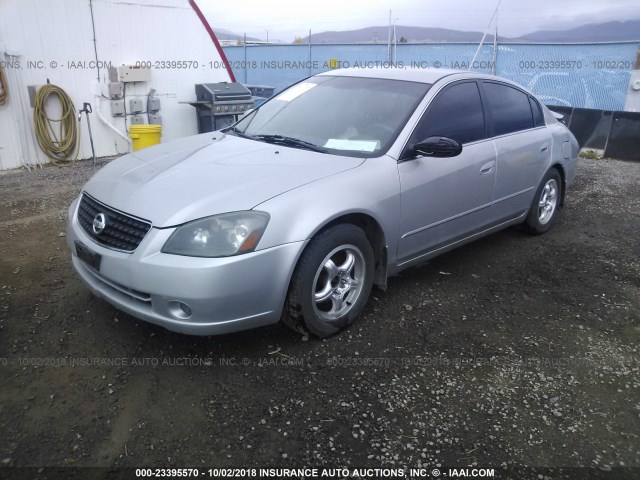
xmin=0 ymin=157 xmax=638 ymax=479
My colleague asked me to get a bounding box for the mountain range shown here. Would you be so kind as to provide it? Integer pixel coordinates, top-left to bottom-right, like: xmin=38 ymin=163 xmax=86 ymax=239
xmin=214 ymin=28 xmax=260 ymax=42
xmin=518 ymin=20 xmax=640 ymax=42
xmin=296 ymin=20 xmax=640 ymax=44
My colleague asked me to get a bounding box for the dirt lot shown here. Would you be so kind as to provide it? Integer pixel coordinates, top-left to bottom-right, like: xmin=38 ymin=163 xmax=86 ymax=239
xmin=0 ymin=157 xmax=639 ymax=478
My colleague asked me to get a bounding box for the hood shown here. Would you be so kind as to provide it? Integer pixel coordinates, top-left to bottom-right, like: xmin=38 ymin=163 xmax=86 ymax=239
xmin=84 ymin=133 xmax=364 ymax=227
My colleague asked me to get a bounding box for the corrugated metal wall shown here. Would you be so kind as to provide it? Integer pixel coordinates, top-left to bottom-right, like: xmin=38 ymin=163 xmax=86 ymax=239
xmin=0 ymin=0 xmax=229 ymax=170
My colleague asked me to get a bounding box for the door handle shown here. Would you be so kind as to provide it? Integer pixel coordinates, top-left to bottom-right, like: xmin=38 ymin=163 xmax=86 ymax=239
xmin=479 ymin=161 xmax=495 ymax=175
xmin=540 ymin=143 xmax=549 ymax=152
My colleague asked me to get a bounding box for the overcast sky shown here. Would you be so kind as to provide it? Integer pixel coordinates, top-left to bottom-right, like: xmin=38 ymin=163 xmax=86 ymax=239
xmin=200 ymin=0 xmax=640 ymax=42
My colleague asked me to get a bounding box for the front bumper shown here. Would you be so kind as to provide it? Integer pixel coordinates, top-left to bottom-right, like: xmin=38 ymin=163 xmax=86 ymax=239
xmin=67 ymin=198 xmax=305 ymax=335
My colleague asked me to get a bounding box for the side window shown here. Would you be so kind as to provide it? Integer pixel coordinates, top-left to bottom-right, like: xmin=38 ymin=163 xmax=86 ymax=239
xmin=410 ymin=82 xmax=485 ymax=147
xmin=483 ymin=82 xmax=534 ymax=136
xmin=529 ymin=96 xmax=545 ymax=127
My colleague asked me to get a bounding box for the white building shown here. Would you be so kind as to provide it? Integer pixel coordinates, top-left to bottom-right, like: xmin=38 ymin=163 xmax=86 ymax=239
xmin=0 ymin=0 xmax=231 ymax=170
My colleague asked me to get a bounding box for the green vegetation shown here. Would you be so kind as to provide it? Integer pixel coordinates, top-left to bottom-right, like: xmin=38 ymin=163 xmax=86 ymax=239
xmin=579 ymin=149 xmax=603 ymax=159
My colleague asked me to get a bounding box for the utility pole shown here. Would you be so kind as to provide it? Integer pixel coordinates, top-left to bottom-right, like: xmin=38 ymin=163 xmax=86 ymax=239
xmin=470 ymin=0 xmax=503 ymax=70
xmin=393 ymin=17 xmax=398 ymax=64
xmin=387 ymin=10 xmax=392 ymax=62
xmin=244 ymin=33 xmax=247 ymax=82
xmin=492 ymin=15 xmax=498 ymax=75
xmin=309 ymin=29 xmax=312 ymax=75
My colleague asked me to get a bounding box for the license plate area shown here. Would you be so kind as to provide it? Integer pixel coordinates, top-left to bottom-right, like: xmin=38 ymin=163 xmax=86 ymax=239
xmin=75 ymin=241 xmax=101 ymax=271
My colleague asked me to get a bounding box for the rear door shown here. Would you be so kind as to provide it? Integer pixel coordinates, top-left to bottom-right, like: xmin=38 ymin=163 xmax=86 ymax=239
xmin=480 ymin=81 xmax=552 ymax=224
xmin=397 ymin=80 xmax=496 ymax=263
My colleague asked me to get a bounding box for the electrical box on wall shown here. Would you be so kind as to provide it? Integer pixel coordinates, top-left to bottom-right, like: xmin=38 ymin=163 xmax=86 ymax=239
xmin=149 ymin=97 xmax=161 ymax=112
xmin=110 ymin=100 xmax=125 ymax=116
xmin=129 ymin=98 xmax=144 ymax=113
xmin=131 ymin=115 xmax=145 ymax=125
xmin=108 ymin=66 xmax=119 ymax=82
xmin=108 ymin=82 xmax=122 ymax=99
xmin=148 ymin=114 xmax=162 ymax=125
xmin=117 ymin=65 xmax=151 ymax=83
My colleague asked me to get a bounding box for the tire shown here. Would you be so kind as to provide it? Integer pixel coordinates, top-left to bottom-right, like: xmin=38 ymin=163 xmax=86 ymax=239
xmin=523 ymin=168 xmax=563 ymax=235
xmin=283 ymin=224 xmax=375 ymax=338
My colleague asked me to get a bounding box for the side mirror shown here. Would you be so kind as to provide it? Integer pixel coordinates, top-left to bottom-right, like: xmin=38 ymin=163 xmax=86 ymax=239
xmin=413 ymin=136 xmax=462 ymax=158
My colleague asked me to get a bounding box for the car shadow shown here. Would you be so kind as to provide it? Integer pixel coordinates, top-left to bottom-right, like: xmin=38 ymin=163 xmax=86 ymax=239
xmin=96 ymin=225 xmax=533 ymax=359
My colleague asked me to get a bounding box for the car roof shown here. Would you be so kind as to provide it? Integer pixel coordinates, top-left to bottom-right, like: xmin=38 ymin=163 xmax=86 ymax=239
xmin=318 ymin=67 xmax=537 ymax=96
xmin=320 ymin=67 xmax=517 ymax=85
xmin=319 ymin=67 xmax=465 ymax=84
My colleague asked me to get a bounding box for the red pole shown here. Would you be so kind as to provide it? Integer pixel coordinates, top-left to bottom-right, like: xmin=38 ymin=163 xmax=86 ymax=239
xmin=188 ymin=0 xmax=237 ymax=83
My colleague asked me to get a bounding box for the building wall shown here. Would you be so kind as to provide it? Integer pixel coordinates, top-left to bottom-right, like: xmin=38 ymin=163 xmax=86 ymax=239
xmin=0 ymin=0 xmax=230 ymax=170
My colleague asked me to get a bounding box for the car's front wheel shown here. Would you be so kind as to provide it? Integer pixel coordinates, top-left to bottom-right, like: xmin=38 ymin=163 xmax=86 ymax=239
xmin=283 ymin=224 xmax=374 ymax=338
xmin=524 ymin=168 xmax=563 ymax=234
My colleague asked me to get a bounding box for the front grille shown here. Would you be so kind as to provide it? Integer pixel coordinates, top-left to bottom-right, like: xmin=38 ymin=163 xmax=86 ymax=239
xmin=78 ymin=193 xmax=151 ymax=252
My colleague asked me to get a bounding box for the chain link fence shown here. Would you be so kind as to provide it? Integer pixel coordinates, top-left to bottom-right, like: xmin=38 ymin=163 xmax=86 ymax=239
xmin=223 ymin=42 xmax=639 ymax=111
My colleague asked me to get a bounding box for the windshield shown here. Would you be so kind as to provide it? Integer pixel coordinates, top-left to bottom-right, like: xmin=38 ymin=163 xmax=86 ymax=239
xmin=229 ymin=75 xmax=431 ymax=157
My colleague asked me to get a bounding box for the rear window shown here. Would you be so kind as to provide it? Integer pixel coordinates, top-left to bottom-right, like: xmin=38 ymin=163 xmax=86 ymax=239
xmin=483 ymin=82 xmax=534 ymax=136
xmin=529 ymin=97 xmax=545 ymax=127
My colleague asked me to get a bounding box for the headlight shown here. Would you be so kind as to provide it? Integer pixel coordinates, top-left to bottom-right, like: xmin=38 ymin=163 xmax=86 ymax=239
xmin=162 ymin=211 xmax=270 ymax=257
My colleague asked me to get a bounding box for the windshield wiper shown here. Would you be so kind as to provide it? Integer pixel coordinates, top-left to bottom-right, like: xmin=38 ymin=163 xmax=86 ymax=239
xmin=253 ymin=135 xmax=327 ymax=153
xmin=225 ymin=126 xmax=256 ymax=139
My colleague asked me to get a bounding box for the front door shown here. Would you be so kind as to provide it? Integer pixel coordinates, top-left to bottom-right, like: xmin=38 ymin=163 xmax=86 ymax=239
xmin=397 ymin=81 xmax=496 ymax=263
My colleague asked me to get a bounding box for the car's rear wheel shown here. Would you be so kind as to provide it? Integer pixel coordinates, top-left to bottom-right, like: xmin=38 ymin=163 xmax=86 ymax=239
xmin=283 ymin=224 xmax=374 ymax=338
xmin=524 ymin=168 xmax=563 ymax=234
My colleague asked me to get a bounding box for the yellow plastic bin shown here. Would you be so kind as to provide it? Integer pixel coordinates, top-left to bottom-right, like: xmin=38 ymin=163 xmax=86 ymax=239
xmin=129 ymin=125 xmax=162 ymax=151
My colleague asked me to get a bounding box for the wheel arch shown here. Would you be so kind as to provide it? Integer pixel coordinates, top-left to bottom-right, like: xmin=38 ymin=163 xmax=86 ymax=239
xmin=280 ymin=212 xmax=387 ymax=336
xmin=549 ymin=162 xmax=567 ymax=208
xmin=311 ymin=213 xmax=388 ymax=289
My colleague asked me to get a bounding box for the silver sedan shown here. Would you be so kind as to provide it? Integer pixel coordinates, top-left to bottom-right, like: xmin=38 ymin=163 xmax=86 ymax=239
xmin=67 ymin=68 xmax=579 ymax=337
